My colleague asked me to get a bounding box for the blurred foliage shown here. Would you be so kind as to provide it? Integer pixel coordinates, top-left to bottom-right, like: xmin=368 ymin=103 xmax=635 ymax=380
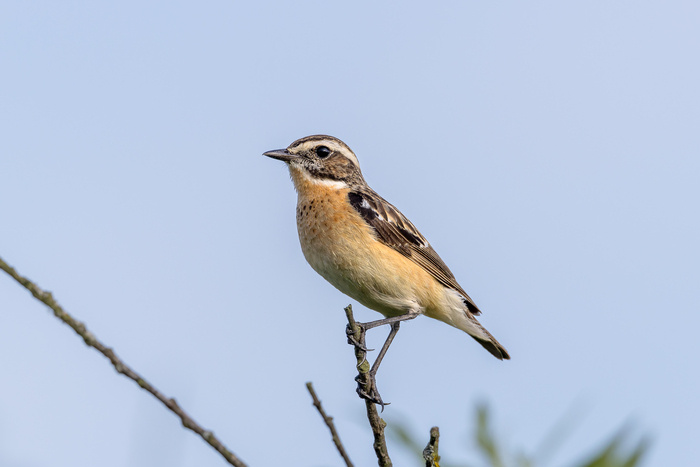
xmin=387 ymin=404 xmax=649 ymax=467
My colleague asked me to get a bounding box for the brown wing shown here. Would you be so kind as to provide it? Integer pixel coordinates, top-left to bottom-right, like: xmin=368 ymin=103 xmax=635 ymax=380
xmin=348 ymin=189 xmax=482 ymax=315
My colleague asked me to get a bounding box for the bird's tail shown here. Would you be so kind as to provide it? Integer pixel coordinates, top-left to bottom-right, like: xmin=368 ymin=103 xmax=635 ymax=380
xmin=433 ymin=289 xmax=511 ymax=360
xmin=451 ymin=307 xmax=510 ymax=360
xmin=470 ymin=323 xmax=510 ymax=360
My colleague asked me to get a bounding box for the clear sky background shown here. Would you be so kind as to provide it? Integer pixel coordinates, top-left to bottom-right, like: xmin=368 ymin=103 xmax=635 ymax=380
xmin=1 ymin=2 xmax=698 ymax=466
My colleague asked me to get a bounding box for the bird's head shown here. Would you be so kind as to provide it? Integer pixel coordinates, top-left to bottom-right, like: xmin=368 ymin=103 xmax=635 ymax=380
xmin=264 ymin=135 xmax=365 ymax=187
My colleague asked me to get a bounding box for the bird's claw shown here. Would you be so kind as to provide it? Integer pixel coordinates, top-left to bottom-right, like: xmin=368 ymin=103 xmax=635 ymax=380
xmin=355 ymin=374 xmax=390 ymax=410
xmin=345 ymin=323 xmax=373 ymax=352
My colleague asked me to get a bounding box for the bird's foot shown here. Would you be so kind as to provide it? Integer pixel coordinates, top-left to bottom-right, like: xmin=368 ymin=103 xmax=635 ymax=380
xmin=346 ymin=323 xmax=373 ymax=352
xmin=355 ymin=373 xmax=390 ymax=410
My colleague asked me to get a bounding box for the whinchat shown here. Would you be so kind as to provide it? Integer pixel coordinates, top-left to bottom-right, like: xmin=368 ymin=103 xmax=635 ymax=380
xmin=264 ymin=135 xmax=509 ymax=402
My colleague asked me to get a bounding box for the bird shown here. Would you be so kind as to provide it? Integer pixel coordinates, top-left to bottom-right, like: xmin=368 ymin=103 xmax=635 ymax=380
xmin=264 ymin=135 xmax=509 ymax=404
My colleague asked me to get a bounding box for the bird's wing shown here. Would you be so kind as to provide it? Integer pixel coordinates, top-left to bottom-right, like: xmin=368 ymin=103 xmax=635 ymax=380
xmin=348 ymin=189 xmax=482 ymax=315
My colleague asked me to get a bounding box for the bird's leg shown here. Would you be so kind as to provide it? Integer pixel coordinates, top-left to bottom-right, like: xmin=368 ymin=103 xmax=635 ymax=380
xmin=346 ymin=312 xmax=418 ymax=350
xmin=356 ymin=321 xmax=401 ymax=408
xmin=349 ymin=312 xmax=419 ymax=409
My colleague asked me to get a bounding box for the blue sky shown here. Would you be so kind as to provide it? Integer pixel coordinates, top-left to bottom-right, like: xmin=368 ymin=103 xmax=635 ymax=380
xmin=1 ymin=2 xmax=699 ymax=466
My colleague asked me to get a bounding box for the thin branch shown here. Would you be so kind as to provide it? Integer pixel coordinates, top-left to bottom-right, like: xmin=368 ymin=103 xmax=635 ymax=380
xmin=306 ymin=382 xmax=354 ymax=467
xmin=423 ymin=426 xmax=440 ymax=467
xmin=345 ymin=305 xmax=393 ymax=467
xmin=0 ymin=255 xmax=248 ymax=467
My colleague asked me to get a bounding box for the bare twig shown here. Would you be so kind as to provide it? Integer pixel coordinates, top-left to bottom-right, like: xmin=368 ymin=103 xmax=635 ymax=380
xmin=306 ymin=382 xmax=354 ymax=467
xmin=423 ymin=426 xmax=440 ymax=467
xmin=0 ymin=255 xmax=248 ymax=467
xmin=345 ymin=305 xmax=393 ymax=467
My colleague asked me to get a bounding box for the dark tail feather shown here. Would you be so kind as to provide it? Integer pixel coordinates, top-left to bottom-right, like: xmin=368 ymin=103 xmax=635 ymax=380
xmin=448 ymin=303 xmax=511 ymax=360
xmin=474 ymin=334 xmax=510 ymax=360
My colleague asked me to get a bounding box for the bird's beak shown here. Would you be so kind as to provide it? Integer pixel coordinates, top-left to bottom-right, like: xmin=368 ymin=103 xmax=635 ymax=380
xmin=263 ymin=148 xmax=298 ymax=162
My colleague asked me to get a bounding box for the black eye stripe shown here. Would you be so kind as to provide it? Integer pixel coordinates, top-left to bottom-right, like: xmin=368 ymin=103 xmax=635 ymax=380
xmin=316 ymin=146 xmax=331 ymax=158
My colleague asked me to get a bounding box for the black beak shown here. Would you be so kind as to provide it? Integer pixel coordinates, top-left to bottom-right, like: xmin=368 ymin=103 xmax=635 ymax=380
xmin=263 ymin=149 xmax=298 ymax=162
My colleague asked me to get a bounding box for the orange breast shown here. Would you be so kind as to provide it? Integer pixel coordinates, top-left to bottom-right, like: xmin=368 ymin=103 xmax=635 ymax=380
xmin=289 ymin=166 xmax=444 ymax=317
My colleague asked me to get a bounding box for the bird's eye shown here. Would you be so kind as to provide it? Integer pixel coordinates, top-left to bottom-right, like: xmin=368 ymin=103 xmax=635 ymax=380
xmin=316 ymin=146 xmax=331 ymax=159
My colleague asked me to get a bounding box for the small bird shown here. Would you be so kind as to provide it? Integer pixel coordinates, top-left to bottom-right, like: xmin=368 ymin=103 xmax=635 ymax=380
xmin=264 ymin=135 xmax=509 ymax=403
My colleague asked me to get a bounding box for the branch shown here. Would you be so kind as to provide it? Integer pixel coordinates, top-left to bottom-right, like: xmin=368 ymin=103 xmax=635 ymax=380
xmin=306 ymin=382 xmax=354 ymax=467
xmin=0 ymin=255 xmax=248 ymax=467
xmin=423 ymin=426 xmax=440 ymax=467
xmin=344 ymin=305 xmax=393 ymax=467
